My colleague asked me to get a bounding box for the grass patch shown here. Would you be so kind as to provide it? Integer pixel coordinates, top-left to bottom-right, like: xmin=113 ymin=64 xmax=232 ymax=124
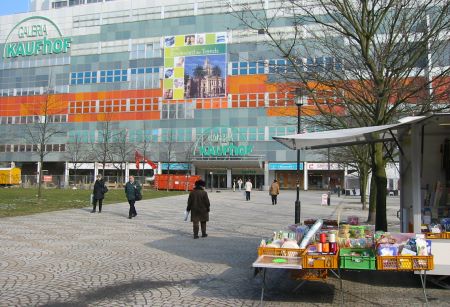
xmin=0 ymin=187 xmax=187 ymax=218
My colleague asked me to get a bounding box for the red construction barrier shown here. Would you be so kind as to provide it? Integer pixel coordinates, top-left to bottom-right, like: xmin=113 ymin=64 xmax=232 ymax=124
xmin=154 ymin=174 xmax=201 ymax=191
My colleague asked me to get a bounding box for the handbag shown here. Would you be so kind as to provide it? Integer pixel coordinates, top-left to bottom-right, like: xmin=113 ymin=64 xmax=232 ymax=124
xmin=135 ymin=188 xmax=142 ymax=201
xmin=102 ymin=185 xmax=109 ymax=194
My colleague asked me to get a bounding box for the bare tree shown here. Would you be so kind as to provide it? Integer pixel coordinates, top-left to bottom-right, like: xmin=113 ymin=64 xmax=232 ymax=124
xmin=229 ymin=0 xmax=450 ymax=230
xmin=24 ymin=93 xmax=65 ymax=199
xmin=89 ymin=113 xmax=116 ymax=177
xmin=162 ymin=129 xmax=177 ymax=191
xmin=110 ymin=129 xmax=133 ymax=185
xmin=65 ymin=134 xmax=89 ymax=187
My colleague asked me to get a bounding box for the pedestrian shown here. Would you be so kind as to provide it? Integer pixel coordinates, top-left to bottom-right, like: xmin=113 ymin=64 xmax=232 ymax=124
xmin=186 ymin=179 xmax=210 ymax=239
xmin=233 ymin=179 xmax=236 ymax=192
xmin=91 ymin=174 xmax=107 ymax=213
xmin=237 ymin=178 xmax=243 ymax=191
xmin=124 ymin=175 xmax=141 ymax=219
xmin=269 ymin=179 xmax=280 ymax=205
xmin=245 ymin=178 xmax=253 ymax=201
xmin=337 ymin=185 xmax=341 ymax=197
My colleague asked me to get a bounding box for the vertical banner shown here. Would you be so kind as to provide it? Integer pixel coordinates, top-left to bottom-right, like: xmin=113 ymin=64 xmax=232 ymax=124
xmin=163 ymin=32 xmax=227 ymax=100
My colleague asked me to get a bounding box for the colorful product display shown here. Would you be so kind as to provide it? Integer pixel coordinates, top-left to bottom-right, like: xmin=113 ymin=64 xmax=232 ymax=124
xmin=257 ymin=219 xmax=434 ymax=274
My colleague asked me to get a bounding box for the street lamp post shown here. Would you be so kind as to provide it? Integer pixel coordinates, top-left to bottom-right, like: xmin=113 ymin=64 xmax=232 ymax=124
xmin=210 ymin=171 xmax=213 ymax=192
xmin=294 ymin=88 xmax=304 ymax=224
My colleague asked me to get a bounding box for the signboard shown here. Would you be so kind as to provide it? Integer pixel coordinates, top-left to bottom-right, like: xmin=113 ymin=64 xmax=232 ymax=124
xmin=193 ymin=129 xmax=253 ymax=157
xmin=3 ymin=16 xmax=72 ymax=59
xmin=269 ymin=163 xmax=304 ymax=171
xmin=163 ymin=32 xmax=227 ymax=100
xmin=43 ymin=175 xmax=53 ymax=182
xmin=307 ymin=163 xmax=341 ymax=170
xmin=161 ymin=163 xmax=190 ymax=171
xmin=321 ymin=194 xmax=329 ymax=205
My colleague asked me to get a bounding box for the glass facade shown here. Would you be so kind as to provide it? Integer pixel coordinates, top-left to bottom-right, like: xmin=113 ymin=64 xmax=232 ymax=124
xmin=4 ymin=0 xmax=440 ymax=189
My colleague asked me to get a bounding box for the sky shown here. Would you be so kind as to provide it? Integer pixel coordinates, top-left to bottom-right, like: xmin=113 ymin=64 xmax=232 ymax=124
xmin=0 ymin=1 xmax=29 ymax=16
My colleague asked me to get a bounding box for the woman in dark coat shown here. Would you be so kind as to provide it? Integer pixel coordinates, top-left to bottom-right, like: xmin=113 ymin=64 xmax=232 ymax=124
xmin=92 ymin=174 xmax=107 ymax=213
xmin=186 ymin=179 xmax=210 ymax=239
xmin=124 ymin=175 xmax=141 ymax=219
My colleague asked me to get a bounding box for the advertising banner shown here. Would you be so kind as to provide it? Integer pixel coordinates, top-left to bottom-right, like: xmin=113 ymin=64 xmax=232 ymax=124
xmin=163 ymin=32 xmax=227 ymax=100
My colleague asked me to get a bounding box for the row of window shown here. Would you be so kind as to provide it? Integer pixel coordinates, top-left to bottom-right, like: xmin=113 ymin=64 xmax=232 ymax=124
xmin=130 ymin=43 xmax=162 ymax=60
xmin=70 ymin=67 xmax=160 ymax=88
xmin=0 ymin=55 xmax=70 ymax=71
xmin=67 ymin=126 xmax=297 ymax=144
xmin=52 ymin=0 xmax=114 ymax=9
xmin=0 ymin=144 xmax=66 ymax=153
xmin=230 ymin=57 xmax=343 ymax=76
xmin=0 ymin=86 xmax=69 ymax=97
xmin=161 ymin=102 xmax=195 ymax=120
xmin=69 ymin=97 xmax=160 ymax=114
xmin=0 ymin=115 xmax=68 ymax=125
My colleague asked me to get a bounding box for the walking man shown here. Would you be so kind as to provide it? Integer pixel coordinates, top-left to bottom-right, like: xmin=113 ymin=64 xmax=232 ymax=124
xmin=245 ymin=178 xmax=252 ymax=201
xmin=125 ymin=175 xmax=141 ymax=219
xmin=237 ymin=178 xmax=243 ymax=191
xmin=92 ymin=174 xmax=107 ymax=213
xmin=186 ymin=180 xmax=210 ymax=239
xmin=269 ymin=179 xmax=280 ymax=205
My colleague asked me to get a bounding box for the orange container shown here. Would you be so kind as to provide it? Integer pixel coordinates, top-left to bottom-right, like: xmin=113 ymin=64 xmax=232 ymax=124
xmin=302 ymin=251 xmax=339 ymax=269
xmin=376 ymin=255 xmax=434 ymax=271
xmin=154 ymin=174 xmax=201 ymax=191
xmin=257 ymin=247 xmax=304 ymax=257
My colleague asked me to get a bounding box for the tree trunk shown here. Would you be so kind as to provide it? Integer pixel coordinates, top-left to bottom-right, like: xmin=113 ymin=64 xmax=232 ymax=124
xmin=37 ymin=155 xmax=44 ymax=199
xmin=367 ymin=174 xmax=376 ymax=224
xmin=359 ymin=166 xmax=368 ymax=210
xmin=373 ymin=143 xmax=388 ymax=231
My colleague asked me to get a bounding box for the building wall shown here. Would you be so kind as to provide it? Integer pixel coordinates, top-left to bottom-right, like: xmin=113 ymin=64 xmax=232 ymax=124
xmin=2 ymin=0 xmax=440 ymax=188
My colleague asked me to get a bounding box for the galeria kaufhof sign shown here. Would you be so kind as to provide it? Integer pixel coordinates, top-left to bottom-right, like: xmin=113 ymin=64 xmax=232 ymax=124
xmin=3 ymin=16 xmax=71 ymax=58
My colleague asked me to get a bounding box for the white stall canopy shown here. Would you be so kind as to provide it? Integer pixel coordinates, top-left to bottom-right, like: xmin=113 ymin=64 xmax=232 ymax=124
xmin=273 ymin=116 xmax=425 ymax=150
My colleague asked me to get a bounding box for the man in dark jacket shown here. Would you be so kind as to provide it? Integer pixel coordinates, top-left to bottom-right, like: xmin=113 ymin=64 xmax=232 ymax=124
xmin=186 ymin=179 xmax=210 ymax=239
xmin=124 ymin=175 xmax=141 ymax=219
xmin=92 ymin=174 xmax=107 ymax=213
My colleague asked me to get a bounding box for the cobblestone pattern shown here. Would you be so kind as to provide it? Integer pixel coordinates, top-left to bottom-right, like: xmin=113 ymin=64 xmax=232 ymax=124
xmin=0 ymin=190 xmax=449 ymax=306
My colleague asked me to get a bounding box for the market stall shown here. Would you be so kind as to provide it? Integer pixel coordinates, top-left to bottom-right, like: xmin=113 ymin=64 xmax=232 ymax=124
xmin=253 ymin=220 xmax=434 ymax=305
xmin=273 ymin=113 xmax=450 ymax=280
xmin=257 ymin=114 xmax=449 ymax=303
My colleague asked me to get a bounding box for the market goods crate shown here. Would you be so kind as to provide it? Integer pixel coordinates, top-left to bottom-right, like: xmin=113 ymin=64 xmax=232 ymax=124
xmin=425 ymin=232 xmax=450 ymax=239
xmin=425 ymin=232 xmax=443 ymax=239
xmin=258 ymin=247 xmax=304 ymax=257
xmin=302 ymin=253 xmax=339 ymax=269
xmin=376 ymin=255 xmax=434 ymax=271
xmin=290 ymin=269 xmax=328 ymax=280
xmin=339 ymin=248 xmax=376 ymax=270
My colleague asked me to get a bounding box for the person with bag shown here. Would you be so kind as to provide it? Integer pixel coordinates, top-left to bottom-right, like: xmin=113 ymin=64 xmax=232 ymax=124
xmin=91 ymin=174 xmax=107 ymax=213
xmin=186 ymin=179 xmax=210 ymax=239
xmin=269 ymin=179 xmax=280 ymax=205
xmin=124 ymin=175 xmax=141 ymax=219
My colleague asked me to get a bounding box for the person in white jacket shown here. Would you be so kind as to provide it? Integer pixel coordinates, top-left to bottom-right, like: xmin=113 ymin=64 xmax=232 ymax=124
xmin=244 ymin=179 xmax=253 ymax=201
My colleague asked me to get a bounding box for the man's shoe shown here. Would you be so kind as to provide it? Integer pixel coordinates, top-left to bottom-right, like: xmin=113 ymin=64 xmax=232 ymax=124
xmin=91 ymin=210 xmax=96 ymax=213
xmin=201 ymin=234 xmax=208 ymax=238
xmin=194 ymin=235 xmax=199 ymax=239
xmin=128 ymin=216 xmax=132 ymax=219
xmin=132 ymin=213 xmax=137 ymax=217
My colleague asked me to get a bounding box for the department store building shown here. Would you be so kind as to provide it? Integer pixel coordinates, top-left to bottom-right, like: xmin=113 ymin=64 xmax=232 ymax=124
xmin=0 ymin=0 xmax=352 ymax=190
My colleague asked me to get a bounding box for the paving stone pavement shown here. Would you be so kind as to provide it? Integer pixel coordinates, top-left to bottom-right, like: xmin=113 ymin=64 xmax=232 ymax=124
xmin=0 ymin=189 xmax=449 ymax=306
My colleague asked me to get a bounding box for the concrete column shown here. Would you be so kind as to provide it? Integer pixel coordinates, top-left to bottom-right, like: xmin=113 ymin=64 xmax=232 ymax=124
xmin=227 ymin=168 xmax=232 ymax=189
xmin=264 ymin=160 xmax=269 ymax=190
xmin=190 ymin=164 xmax=196 ymax=176
xmin=411 ymin=124 xmax=422 ymax=233
xmin=94 ymin=162 xmax=98 ymax=179
xmin=303 ymin=161 xmax=308 ymax=191
xmin=64 ymin=162 xmax=70 ymax=187
xmin=125 ymin=162 xmax=130 ymax=183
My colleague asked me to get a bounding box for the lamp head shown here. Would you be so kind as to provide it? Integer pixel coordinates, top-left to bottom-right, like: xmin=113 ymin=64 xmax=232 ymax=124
xmin=294 ymin=87 xmax=305 ymax=106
